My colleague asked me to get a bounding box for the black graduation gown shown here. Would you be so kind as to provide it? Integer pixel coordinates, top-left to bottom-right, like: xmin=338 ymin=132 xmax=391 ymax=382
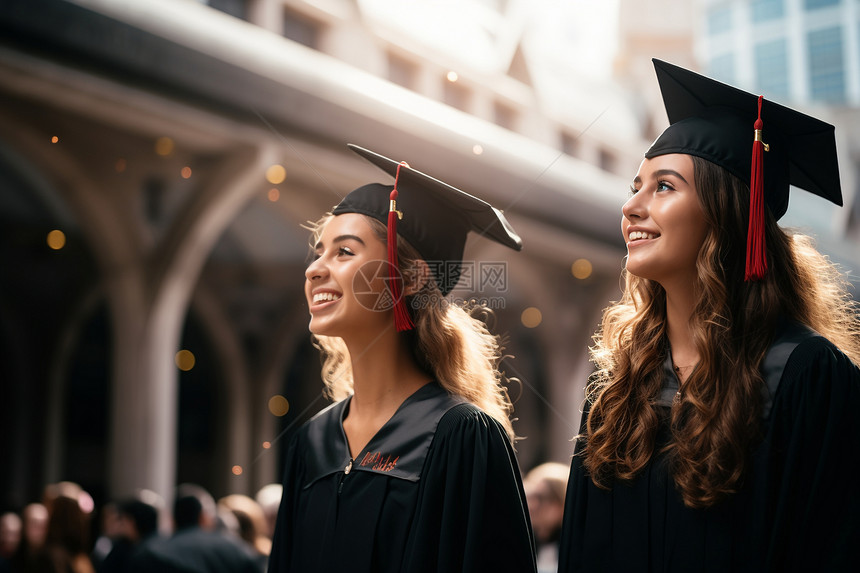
xmin=267 ymin=382 xmax=537 ymax=573
xmin=558 ymin=321 xmax=860 ymax=572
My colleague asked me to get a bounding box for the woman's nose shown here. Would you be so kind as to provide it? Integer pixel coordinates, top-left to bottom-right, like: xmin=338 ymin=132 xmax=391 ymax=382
xmin=622 ymin=192 xmax=644 ymax=221
xmin=305 ymin=255 xmax=327 ymax=281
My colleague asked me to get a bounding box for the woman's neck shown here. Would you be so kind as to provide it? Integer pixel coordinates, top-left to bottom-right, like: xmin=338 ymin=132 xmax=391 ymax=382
xmin=664 ymin=283 xmax=700 ymax=371
xmin=340 ymin=327 xmax=430 ymax=458
xmin=343 ymin=328 xmax=430 ymax=418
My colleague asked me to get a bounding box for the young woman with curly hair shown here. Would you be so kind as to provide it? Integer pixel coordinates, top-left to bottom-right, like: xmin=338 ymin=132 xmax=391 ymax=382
xmin=267 ymin=145 xmax=536 ymax=573
xmin=558 ymin=60 xmax=860 ymax=572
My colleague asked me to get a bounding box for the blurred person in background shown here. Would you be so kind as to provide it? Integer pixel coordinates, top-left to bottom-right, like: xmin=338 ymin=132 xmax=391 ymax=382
xmin=89 ymin=503 xmax=120 ymax=571
xmin=100 ymin=493 xmax=162 ymax=573
xmin=253 ymin=484 xmax=281 ymax=540
xmin=44 ymin=493 xmax=94 ymax=573
xmin=523 ymin=463 xmax=568 ymax=573
xmin=127 ymin=483 xmax=257 ymax=573
xmin=0 ymin=511 xmax=22 ymax=572
xmin=9 ymin=502 xmax=50 ymax=572
xmin=40 ymin=484 xmax=92 ymax=518
xmin=218 ymin=495 xmax=270 ymax=572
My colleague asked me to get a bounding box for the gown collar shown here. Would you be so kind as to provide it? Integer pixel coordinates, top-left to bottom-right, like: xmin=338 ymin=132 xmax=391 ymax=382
xmin=303 ymin=382 xmax=465 ymax=487
xmin=658 ymin=319 xmax=817 ymax=417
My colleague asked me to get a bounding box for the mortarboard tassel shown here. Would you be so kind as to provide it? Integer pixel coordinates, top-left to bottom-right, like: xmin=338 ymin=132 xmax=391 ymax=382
xmin=745 ymin=95 xmax=768 ymax=281
xmin=387 ymin=162 xmax=414 ymax=331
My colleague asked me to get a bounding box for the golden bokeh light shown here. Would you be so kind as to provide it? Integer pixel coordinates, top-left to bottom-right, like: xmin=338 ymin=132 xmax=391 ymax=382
xmin=268 ymin=395 xmax=290 ymax=417
xmin=51 ymin=136 xmax=59 ymax=144
xmin=46 ymin=230 xmax=66 ymax=250
xmin=521 ymin=307 xmax=543 ymax=328
xmin=571 ymin=258 xmax=593 ymax=280
xmin=266 ymin=164 xmax=286 ymax=184
xmin=155 ymin=136 xmax=174 ymax=156
xmin=262 ymin=441 xmax=272 ymax=449
xmin=175 ymin=349 xmax=196 ymax=371
xmin=232 ymin=465 xmax=243 ymax=476
xmin=447 ymin=71 xmax=459 ymax=82
xmin=472 ymin=144 xmax=483 ymax=155
xmin=115 ymin=158 xmax=127 ymax=173
xmin=181 ymin=166 xmax=192 ymax=179
xmin=267 ymin=188 xmax=280 ymax=202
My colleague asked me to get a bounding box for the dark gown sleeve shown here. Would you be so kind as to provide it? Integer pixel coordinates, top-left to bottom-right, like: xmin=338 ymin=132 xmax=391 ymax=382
xmin=266 ymin=432 xmax=304 ymax=573
xmin=755 ymin=336 xmax=860 ymax=572
xmin=400 ymin=403 xmax=537 ymax=573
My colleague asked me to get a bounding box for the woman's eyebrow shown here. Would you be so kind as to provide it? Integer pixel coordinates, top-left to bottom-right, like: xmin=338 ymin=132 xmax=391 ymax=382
xmin=314 ymin=234 xmax=366 ymax=250
xmin=653 ymin=169 xmax=688 ymax=184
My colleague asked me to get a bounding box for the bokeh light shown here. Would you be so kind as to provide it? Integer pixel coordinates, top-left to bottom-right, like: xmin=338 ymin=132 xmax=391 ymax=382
xmin=521 ymin=307 xmax=543 ymax=328
xmin=155 ymin=136 xmax=174 ymax=156
xmin=175 ymin=349 xmax=196 ymax=371
xmin=262 ymin=441 xmax=272 ymax=449
xmin=447 ymin=70 xmax=459 ymax=82
xmin=180 ymin=166 xmax=192 ymax=179
xmin=571 ymin=258 xmax=593 ymax=279
xmin=268 ymin=395 xmax=289 ymax=417
xmin=231 ymin=465 xmax=243 ymax=476
xmin=267 ymin=188 xmax=280 ymax=202
xmin=472 ymin=144 xmax=483 ymax=155
xmin=51 ymin=136 xmax=59 ymax=144
xmin=46 ymin=230 xmax=66 ymax=250
xmin=266 ymin=164 xmax=286 ymax=184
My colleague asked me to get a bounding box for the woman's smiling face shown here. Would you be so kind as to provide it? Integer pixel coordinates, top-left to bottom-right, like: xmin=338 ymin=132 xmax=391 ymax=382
xmin=622 ymin=153 xmax=708 ymax=286
xmin=304 ymin=213 xmax=393 ymax=337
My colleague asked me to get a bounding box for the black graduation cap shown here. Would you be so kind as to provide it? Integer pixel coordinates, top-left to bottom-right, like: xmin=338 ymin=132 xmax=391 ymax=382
xmin=333 ymin=144 xmax=522 ymax=329
xmin=644 ymin=59 xmax=843 ymax=279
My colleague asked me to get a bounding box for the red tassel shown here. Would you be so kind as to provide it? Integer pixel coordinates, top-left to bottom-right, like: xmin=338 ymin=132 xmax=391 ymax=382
xmin=745 ymin=95 xmax=768 ymax=281
xmin=388 ymin=162 xmax=414 ymax=331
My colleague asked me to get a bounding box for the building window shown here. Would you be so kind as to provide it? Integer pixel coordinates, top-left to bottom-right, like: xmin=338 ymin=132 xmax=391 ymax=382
xmin=708 ymin=54 xmax=736 ymax=84
xmin=808 ymin=27 xmax=845 ymax=103
xmin=388 ymin=53 xmax=418 ymax=90
xmin=206 ymin=0 xmax=247 ymax=20
xmin=560 ymin=132 xmax=579 ymax=158
xmin=754 ymin=39 xmax=789 ymax=99
xmin=493 ymin=101 xmax=518 ymax=131
xmin=751 ymin=0 xmax=784 ymax=22
xmin=283 ymin=9 xmax=321 ymax=49
xmin=598 ymin=148 xmax=617 ymax=174
xmin=443 ymin=77 xmax=471 ymax=112
xmin=707 ymin=4 xmax=732 ymax=35
xmin=804 ymin=0 xmax=840 ymax=10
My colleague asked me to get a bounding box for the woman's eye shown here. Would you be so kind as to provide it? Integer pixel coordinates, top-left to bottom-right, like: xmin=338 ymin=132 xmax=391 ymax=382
xmin=338 ymin=246 xmax=354 ymax=256
xmin=657 ymin=181 xmax=674 ymax=192
xmin=628 ymin=185 xmax=639 ymax=196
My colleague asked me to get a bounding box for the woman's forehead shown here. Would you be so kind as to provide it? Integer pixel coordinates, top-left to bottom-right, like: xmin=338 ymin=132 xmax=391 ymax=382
xmin=317 ymin=213 xmax=377 ymax=245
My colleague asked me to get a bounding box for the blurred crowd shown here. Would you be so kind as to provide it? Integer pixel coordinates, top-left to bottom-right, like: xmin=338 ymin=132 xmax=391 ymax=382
xmin=0 ymin=481 xmax=283 ymax=573
xmin=0 ymin=462 xmax=567 ymax=573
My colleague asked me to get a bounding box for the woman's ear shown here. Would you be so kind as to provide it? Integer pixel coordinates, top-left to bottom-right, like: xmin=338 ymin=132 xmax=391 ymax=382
xmin=404 ymin=259 xmax=431 ymax=296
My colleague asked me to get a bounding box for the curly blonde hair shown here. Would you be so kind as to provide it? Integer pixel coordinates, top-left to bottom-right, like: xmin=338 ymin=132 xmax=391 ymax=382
xmin=582 ymin=156 xmax=860 ymax=508
xmin=307 ymin=214 xmax=517 ymax=442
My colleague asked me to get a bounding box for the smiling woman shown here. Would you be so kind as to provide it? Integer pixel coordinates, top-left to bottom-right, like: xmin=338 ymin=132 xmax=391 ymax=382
xmin=268 ymin=145 xmax=537 ymax=573
xmin=558 ymin=60 xmax=860 ymax=572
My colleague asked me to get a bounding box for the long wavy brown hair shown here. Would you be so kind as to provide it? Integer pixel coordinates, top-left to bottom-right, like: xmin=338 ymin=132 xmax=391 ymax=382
xmin=583 ymin=156 xmax=860 ymax=508
xmin=307 ymin=214 xmax=517 ymax=443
